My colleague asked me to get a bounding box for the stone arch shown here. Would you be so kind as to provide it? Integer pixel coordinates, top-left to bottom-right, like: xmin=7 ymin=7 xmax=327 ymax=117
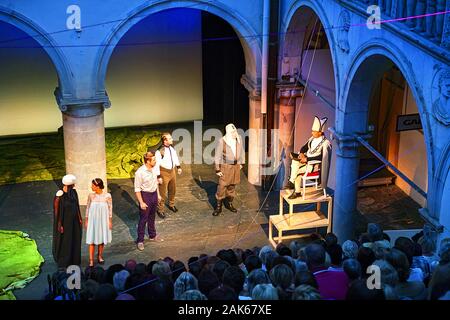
xmin=432 ymin=141 xmax=450 ymax=224
xmin=95 ymin=0 xmax=261 ymax=95
xmin=339 ymin=39 xmax=433 ymax=177
xmin=280 ymin=0 xmax=340 ymax=105
xmin=0 ymin=6 xmax=73 ymax=95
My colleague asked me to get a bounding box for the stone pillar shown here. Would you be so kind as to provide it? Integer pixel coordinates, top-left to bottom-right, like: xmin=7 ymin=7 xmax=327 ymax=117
xmin=241 ymin=74 xmax=263 ymax=186
xmin=61 ymin=103 xmax=107 ymax=205
xmin=248 ymin=95 xmax=263 ymax=186
xmin=330 ymin=130 xmax=361 ymax=243
xmin=276 ymin=84 xmax=304 ymax=187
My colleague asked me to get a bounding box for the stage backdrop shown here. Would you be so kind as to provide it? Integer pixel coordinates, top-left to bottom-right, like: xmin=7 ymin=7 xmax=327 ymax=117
xmin=0 ymin=9 xmax=203 ymax=136
xmin=105 ymin=8 xmax=203 ymax=128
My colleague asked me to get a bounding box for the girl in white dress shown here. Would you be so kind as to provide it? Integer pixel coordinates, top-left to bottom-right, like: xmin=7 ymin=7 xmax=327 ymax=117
xmin=85 ymin=178 xmax=112 ymax=267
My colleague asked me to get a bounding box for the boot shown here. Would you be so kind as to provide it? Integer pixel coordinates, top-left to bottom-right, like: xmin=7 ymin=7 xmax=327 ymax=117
xmin=225 ymin=197 xmax=238 ymax=213
xmin=212 ymin=200 xmax=223 ymax=216
xmin=283 ymin=181 xmax=295 ymax=190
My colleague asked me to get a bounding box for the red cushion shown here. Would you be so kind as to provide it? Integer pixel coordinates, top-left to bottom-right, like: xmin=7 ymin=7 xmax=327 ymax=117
xmin=306 ymin=171 xmax=320 ymax=177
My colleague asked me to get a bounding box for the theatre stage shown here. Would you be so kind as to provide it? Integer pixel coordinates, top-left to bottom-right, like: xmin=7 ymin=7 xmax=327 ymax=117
xmin=0 ymin=162 xmax=278 ymax=299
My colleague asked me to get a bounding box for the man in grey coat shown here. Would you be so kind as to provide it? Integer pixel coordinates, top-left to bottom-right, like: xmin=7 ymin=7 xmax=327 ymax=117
xmin=212 ymin=124 xmax=245 ymax=216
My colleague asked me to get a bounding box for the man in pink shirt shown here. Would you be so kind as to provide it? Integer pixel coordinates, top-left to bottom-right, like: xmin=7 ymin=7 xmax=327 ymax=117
xmin=305 ymin=243 xmax=349 ymax=300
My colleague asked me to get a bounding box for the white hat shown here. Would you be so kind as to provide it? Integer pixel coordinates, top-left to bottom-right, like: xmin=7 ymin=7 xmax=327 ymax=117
xmin=62 ymin=174 xmax=76 ymax=186
xmin=312 ymin=116 xmax=328 ymax=132
xmin=225 ymin=123 xmax=237 ymax=135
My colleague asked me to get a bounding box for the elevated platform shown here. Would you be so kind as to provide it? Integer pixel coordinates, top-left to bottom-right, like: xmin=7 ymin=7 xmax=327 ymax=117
xmin=269 ymin=189 xmax=333 ymax=248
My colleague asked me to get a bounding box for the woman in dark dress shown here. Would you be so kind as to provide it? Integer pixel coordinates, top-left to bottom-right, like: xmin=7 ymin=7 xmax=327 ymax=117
xmin=53 ymin=174 xmax=83 ymax=269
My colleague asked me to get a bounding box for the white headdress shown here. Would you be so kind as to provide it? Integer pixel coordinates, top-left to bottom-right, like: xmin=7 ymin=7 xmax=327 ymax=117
xmin=312 ymin=116 xmax=328 ymax=132
xmin=62 ymin=174 xmax=76 ymax=186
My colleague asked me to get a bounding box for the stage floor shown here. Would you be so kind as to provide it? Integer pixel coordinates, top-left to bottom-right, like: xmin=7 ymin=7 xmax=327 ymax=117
xmin=1 ymin=163 xmax=278 ymax=299
xmin=0 ymin=124 xmax=424 ymax=299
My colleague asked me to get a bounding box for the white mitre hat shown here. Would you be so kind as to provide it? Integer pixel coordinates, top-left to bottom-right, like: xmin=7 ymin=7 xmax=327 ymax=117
xmin=62 ymin=174 xmax=77 ymax=186
xmin=312 ymin=116 xmax=328 ymax=132
xmin=225 ymin=123 xmax=237 ymax=135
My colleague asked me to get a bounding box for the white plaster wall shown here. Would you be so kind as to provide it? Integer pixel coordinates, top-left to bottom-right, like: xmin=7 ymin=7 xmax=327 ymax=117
xmin=105 ymin=9 xmax=203 ymax=128
xmin=294 ymin=49 xmax=337 ymax=190
xmin=396 ymin=84 xmax=428 ymax=207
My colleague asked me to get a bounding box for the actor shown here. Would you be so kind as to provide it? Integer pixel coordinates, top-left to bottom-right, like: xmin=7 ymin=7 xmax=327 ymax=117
xmin=155 ymin=132 xmax=182 ymax=218
xmin=212 ymin=123 xmax=245 ymax=216
xmin=285 ymin=116 xmax=332 ymax=199
xmin=53 ymin=174 xmax=83 ymax=268
xmin=85 ymin=178 xmax=112 ymax=267
xmin=134 ymin=152 xmax=163 ymax=251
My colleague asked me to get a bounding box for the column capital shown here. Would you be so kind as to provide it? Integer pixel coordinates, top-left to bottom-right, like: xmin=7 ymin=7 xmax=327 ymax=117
xmin=328 ymin=127 xmax=371 ymax=158
xmin=55 ymin=87 xmax=111 ymax=117
xmin=241 ymin=74 xmax=261 ymax=100
xmin=276 ymin=81 xmax=305 ymax=106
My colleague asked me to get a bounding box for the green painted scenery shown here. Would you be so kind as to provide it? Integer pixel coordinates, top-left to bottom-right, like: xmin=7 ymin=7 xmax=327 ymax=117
xmin=0 ymin=230 xmax=44 ymax=300
xmin=0 ymin=128 xmax=161 ymax=185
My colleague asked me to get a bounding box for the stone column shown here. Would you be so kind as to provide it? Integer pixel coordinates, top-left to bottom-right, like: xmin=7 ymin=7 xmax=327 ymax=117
xmin=242 ymin=74 xmax=263 ymax=186
xmin=329 ymin=129 xmax=361 ymax=243
xmin=276 ymin=84 xmax=304 ymax=187
xmin=61 ymin=103 xmax=107 ymax=205
xmin=248 ymin=95 xmax=263 ymax=186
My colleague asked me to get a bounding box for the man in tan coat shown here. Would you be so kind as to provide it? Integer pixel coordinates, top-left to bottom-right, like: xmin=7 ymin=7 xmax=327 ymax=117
xmin=212 ymin=124 xmax=245 ymax=216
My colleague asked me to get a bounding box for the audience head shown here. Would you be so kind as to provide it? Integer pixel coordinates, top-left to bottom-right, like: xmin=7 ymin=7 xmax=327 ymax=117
xmin=174 ymin=272 xmax=198 ymax=300
xmin=113 ymin=270 xmax=130 ymax=292
xmin=394 ymin=237 xmax=415 ymax=265
xmin=171 ymin=260 xmax=187 ymax=282
xmin=357 ymin=247 xmax=376 ymax=275
xmin=304 ymin=243 xmax=326 ymax=270
xmin=212 ymin=260 xmax=231 ymax=283
xmin=346 ymin=279 xmax=385 ymax=300
xmin=251 ymin=284 xmax=279 ymax=300
xmin=276 ymin=243 xmax=292 ymax=257
xmin=244 ymin=255 xmax=262 ymax=274
xmin=367 ymin=223 xmax=383 ymax=242
xmin=222 ymin=266 xmax=246 ymax=296
xmin=152 ymin=260 xmax=172 ymax=282
xmin=179 ymin=290 xmax=208 ymax=300
xmin=325 ymin=233 xmax=338 ymax=247
xmin=208 ymin=285 xmax=238 ymax=300
xmin=292 ymin=285 xmax=321 ymax=300
xmin=216 ymin=249 xmax=238 ymax=266
xmin=93 ymin=283 xmax=117 ymax=300
xmin=289 ymin=241 xmax=302 ymax=259
xmin=342 ymin=240 xmax=359 ymax=260
xmin=125 ymin=259 xmax=137 ymax=273
xmin=247 ymin=269 xmax=271 ymax=296
xmin=198 ymin=269 xmax=220 ymax=296
xmin=327 ymin=244 xmax=343 ymax=267
xmin=343 ymin=258 xmax=362 ymax=282
xmin=294 ymin=270 xmax=318 ymax=289
xmin=429 ymin=263 xmax=450 ymax=300
xmin=269 ymin=264 xmax=294 ymax=291
xmin=386 ymin=248 xmax=410 ymax=283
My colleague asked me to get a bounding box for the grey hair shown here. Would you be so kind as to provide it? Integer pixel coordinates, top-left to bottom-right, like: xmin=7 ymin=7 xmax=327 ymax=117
xmin=247 ymin=269 xmax=271 ymax=296
xmin=179 ymin=290 xmax=208 ymax=300
xmin=174 ymin=272 xmax=198 ymax=300
xmin=292 ymin=285 xmax=321 ymax=300
xmin=251 ymin=284 xmax=279 ymax=300
xmin=372 ymin=259 xmax=398 ymax=287
xmin=113 ymin=270 xmax=130 ymax=292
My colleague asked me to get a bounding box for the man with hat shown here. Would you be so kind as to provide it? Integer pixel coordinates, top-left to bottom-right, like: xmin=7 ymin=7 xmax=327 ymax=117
xmin=284 ymin=116 xmax=332 ymax=199
xmin=212 ymin=123 xmax=245 ymax=216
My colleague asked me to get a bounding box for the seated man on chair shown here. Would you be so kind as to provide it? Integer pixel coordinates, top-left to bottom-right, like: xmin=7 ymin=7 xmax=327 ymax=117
xmin=284 ymin=116 xmax=332 ymax=199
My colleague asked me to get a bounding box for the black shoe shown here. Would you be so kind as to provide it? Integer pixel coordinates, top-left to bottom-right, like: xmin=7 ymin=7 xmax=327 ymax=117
xmin=168 ymin=206 xmax=178 ymax=213
xmin=283 ymin=181 xmax=295 ymax=190
xmin=225 ymin=199 xmax=238 ymax=213
xmin=288 ymin=191 xmax=302 ymax=199
xmin=212 ymin=201 xmax=223 ymax=216
xmin=157 ymin=211 xmax=166 ymax=219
